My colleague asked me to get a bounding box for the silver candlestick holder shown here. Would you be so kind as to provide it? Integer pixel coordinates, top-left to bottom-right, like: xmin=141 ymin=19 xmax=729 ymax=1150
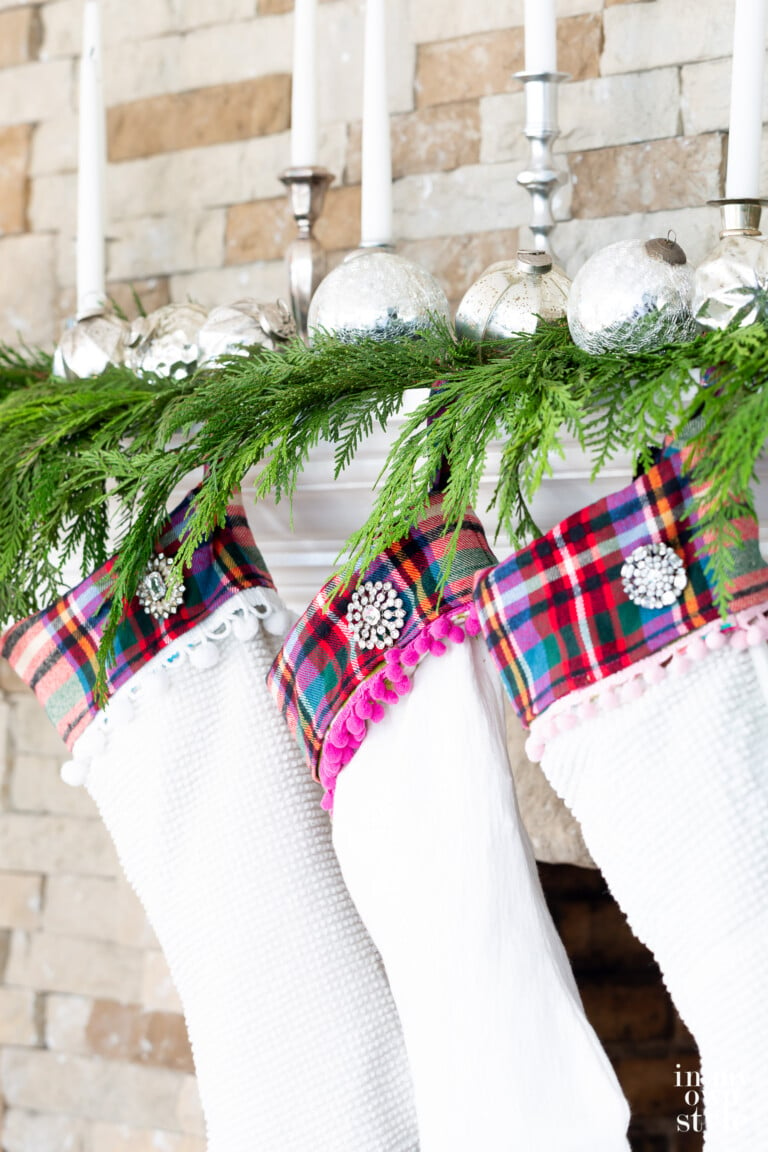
xmin=693 ymin=197 xmax=768 ymax=330
xmin=514 ymin=71 xmax=569 ymax=259
xmin=279 ymin=166 xmax=334 ymax=342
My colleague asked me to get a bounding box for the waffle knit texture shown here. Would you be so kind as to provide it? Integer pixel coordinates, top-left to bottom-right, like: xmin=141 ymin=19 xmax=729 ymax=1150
xmin=268 ymin=492 xmax=496 ymax=799
xmin=0 ymin=487 xmax=274 ymax=748
xmin=332 ymin=636 xmax=630 ymax=1152
xmin=538 ymin=640 xmax=768 ymax=1152
xmin=474 ymin=445 xmax=768 ymax=725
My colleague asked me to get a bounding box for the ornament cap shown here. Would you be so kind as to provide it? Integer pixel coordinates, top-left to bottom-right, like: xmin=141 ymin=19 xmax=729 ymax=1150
xmin=708 ymin=198 xmax=768 ymax=238
xmin=516 ymin=250 xmax=553 ymax=275
xmin=645 ymin=237 xmax=687 ymax=266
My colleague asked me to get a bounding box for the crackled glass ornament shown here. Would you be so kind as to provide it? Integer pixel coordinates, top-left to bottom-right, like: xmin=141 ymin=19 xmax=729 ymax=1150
xmin=568 ymin=237 xmax=697 ymax=354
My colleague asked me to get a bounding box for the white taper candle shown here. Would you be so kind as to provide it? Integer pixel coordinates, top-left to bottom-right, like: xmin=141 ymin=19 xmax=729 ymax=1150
xmin=524 ymin=0 xmax=557 ymax=74
xmin=291 ymin=0 xmax=318 ymax=167
xmin=76 ymin=0 xmax=106 ymax=319
xmin=360 ymin=0 xmax=393 ymax=248
xmin=726 ymin=0 xmax=767 ymax=199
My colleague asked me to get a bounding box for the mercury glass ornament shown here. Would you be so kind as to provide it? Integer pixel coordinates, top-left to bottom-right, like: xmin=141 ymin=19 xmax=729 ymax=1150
xmin=307 ymin=250 xmax=451 ymax=343
xmin=693 ymin=201 xmax=768 ymax=331
xmin=197 ymin=298 xmax=296 ymax=365
xmin=568 ymin=237 xmax=697 ymax=354
xmin=53 ymin=311 xmax=129 ymax=379
xmin=126 ymin=303 xmax=207 ymax=378
xmin=455 ymin=251 xmax=571 ymax=340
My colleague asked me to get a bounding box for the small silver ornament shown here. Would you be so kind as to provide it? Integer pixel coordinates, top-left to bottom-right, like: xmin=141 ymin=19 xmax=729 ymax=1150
xmin=455 ymin=251 xmax=571 ymax=340
xmin=567 ymin=237 xmax=697 ymax=354
xmin=137 ymin=553 xmax=185 ymax=620
xmin=53 ymin=312 xmax=129 ymax=379
xmin=621 ymin=542 xmax=688 ymax=610
xmin=307 ymin=250 xmax=451 ymax=343
xmin=126 ymin=303 xmax=207 ymax=378
xmin=197 ymin=298 xmax=296 ymax=365
xmin=347 ymin=579 xmax=406 ymax=650
xmin=693 ymin=201 xmax=768 ymax=331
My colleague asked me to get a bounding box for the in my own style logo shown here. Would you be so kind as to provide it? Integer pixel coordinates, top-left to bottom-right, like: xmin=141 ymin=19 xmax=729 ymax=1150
xmin=675 ymin=1064 xmax=704 ymax=1133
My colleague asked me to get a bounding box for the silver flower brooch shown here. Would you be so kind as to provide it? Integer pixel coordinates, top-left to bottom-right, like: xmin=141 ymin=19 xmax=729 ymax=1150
xmin=621 ymin=541 xmax=688 ymax=610
xmin=347 ymin=580 xmax=406 ymax=650
xmin=137 ymin=553 xmax=185 ymax=620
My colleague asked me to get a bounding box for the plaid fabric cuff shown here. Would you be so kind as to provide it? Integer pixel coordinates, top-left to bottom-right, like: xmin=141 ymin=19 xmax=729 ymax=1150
xmin=474 ymin=446 xmax=768 ymax=727
xmin=267 ymin=494 xmax=496 ymax=807
xmin=1 ymin=488 xmax=274 ymax=750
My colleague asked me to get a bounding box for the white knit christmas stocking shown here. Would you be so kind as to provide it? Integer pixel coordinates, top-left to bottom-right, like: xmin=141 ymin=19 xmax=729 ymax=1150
xmin=2 ymin=490 xmax=418 ymax=1152
xmin=269 ymin=495 xmax=631 ymax=1152
xmin=474 ymin=446 xmax=768 ymax=1152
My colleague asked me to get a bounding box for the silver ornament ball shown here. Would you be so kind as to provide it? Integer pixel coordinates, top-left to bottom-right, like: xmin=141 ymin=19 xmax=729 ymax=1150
xmin=307 ymin=250 xmax=451 ymax=343
xmin=567 ymin=237 xmax=697 ymax=354
xmin=455 ymin=251 xmax=571 ymax=340
xmin=53 ymin=312 xmax=129 ymax=379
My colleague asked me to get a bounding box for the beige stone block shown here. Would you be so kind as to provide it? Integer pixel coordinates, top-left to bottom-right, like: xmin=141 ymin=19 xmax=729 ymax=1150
xmin=571 ymin=134 xmax=725 ymax=219
xmin=42 ymin=875 xmax=123 ymax=941
xmin=0 ymin=987 xmax=39 ymax=1046
xmin=260 ymin=0 xmax=293 ymax=11
xmin=168 ymin=260 xmax=289 ymax=312
xmin=316 ymin=0 xmax=414 ymax=121
xmin=11 ymin=693 xmax=67 ymax=758
xmin=394 ymin=162 xmax=529 ymax=241
xmin=108 ymin=75 xmax=291 ymax=164
xmin=90 ymin=1126 xmax=205 ymax=1152
xmin=29 ymin=111 xmax=77 ymax=176
xmin=112 ymin=880 xmax=157 ymax=951
xmin=6 ymin=931 xmax=143 ymax=1001
xmin=602 ymin=0 xmax=734 ymax=74
xmin=0 ymin=813 xmax=120 ymax=877
xmin=0 ymin=124 xmax=31 ymax=235
xmin=108 ymin=210 xmax=226 ymax=281
xmin=680 ymin=58 xmax=741 ymax=137
xmin=0 ymin=661 xmax=27 ymax=695
xmin=45 ymin=993 xmax=92 ymax=1053
xmin=415 ymin=15 xmax=601 ymax=109
xmin=86 ymin=1000 xmax=194 ymax=1073
xmin=226 ymin=196 xmax=292 ymax=264
xmin=483 ymin=69 xmax=681 ymax=162
xmin=0 ymin=7 xmax=42 ymax=68
xmin=11 ymin=753 xmax=98 ymax=818
xmin=0 ymin=59 xmax=72 ymax=128
xmin=555 ymin=205 xmax=719 ymax=281
xmin=176 ymin=1076 xmax=205 ymax=1138
xmin=410 ymin=0 xmax=599 ymax=44
xmin=398 ymin=229 xmax=520 ymax=310
xmin=346 ymin=101 xmax=481 ymax=184
xmin=1 ymin=1048 xmax=188 ymax=1129
xmin=141 ymin=951 xmax=183 ymax=1014
xmin=28 ymin=171 xmax=76 ymax=234
xmin=0 ymin=233 xmax=57 ymax=347
xmin=0 ymin=872 xmax=42 ymax=930
xmin=2 ymin=1108 xmax=88 ymax=1152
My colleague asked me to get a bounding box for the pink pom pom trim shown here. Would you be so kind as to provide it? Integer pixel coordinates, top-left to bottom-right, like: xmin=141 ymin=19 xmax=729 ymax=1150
xmin=318 ymin=604 xmax=479 ymax=809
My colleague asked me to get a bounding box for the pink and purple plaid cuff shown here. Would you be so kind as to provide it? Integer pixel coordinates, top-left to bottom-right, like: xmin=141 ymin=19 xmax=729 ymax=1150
xmin=473 ymin=446 xmax=768 ymax=727
xmin=267 ymin=493 xmax=496 ymax=809
xmin=1 ymin=488 xmax=274 ymax=750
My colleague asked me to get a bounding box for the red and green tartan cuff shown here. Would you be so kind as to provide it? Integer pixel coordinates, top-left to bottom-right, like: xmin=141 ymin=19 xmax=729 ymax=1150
xmin=267 ymin=493 xmax=496 ymax=809
xmin=1 ymin=488 xmax=274 ymax=750
xmin=473 ymin=445 xmax=768 ymax=728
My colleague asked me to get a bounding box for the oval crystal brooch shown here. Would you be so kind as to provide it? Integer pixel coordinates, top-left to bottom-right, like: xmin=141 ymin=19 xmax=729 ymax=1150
xmin=137 ymin=553 xmax=185 ymax=620
xmin=347 ymin=580 xmax=406 ymax=650
xmin=621 ymin=541 xmax=688 ymax=610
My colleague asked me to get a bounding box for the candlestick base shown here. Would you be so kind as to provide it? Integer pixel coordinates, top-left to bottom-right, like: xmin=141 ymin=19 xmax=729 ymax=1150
xmin=279 ymin=166 xmax=334 ymax=343
xmin=693 ymin=199 xmax=768 ymax=330
xmin=514 ymin=71 xmax=570 ymax=260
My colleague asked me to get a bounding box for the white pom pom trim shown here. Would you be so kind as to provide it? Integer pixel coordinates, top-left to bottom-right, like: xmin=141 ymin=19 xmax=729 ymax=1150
xmin=64 ymin=586 xmax=295 ymax=786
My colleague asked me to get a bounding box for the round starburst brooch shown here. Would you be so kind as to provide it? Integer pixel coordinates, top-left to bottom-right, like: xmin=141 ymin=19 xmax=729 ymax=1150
xmin=621 ymin=541 xmax=688 ymax=610
xmin=346 ymin=580 xmax=406 ymax=650
xmin=137 ymin=553 xmax=185 ymax=620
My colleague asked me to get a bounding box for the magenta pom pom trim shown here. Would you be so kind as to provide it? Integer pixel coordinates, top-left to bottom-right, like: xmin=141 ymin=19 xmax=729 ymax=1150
xmin=318 ymin=604 xmax=481 ymax=811
xmin=524 ymin=600 xmax=768 ymax=762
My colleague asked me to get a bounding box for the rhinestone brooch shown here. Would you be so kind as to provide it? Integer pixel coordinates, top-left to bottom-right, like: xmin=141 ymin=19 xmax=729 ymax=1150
xmin=137 ymin=553 xmax=185 ymax=620
xmin=621 ymin=542 xmax=688 ymax=610
xmin=347 ymin=580 xmax=406 ymax=650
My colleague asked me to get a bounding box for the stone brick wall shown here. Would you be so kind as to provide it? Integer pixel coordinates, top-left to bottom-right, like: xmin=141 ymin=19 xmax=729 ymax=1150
xmin=0 ymin=0 xmax=751 ymax=1148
